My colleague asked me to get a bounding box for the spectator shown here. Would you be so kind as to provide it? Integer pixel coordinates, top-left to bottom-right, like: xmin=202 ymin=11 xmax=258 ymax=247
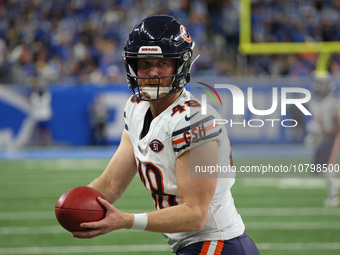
xmin=0 ymin=0 xmax=340 ymax=82
xmin=89 ymin=93 xmax=108 ymax=145
xmin=29 ymin=79 xmax=53 ymax=146
xmin=307 ymin=76 xmax=340 ymax=207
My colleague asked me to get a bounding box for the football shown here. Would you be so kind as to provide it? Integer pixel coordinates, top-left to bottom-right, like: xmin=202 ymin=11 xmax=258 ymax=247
xmin=55 ymin=186 xmax=106 ymax=232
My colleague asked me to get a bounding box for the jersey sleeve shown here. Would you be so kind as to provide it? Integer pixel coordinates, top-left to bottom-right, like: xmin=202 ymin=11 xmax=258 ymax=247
xmin=171 ymin=110 xmax=223 ymax=158
xmin=123 ymin=109 xmax=129 ymax=134
xmin=123 ymin=97 xmax=131 ymax=135
xmin=124 ymin=93 xmax=144 ymax=135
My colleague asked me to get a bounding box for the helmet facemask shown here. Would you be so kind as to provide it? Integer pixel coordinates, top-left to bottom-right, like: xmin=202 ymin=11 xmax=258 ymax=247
xmin=123 ymin=15 xmax=195 ymax=101
xmin=312 ymin=79 xmax=335 ymax=100
xmin=124 ymin=49 xmax=193 ymax=101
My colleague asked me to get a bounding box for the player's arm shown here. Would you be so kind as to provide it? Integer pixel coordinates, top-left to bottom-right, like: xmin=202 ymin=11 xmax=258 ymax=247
xmin=321 ymin=112 xmax=340 ymax=136
xmin=144 ymin=140 xmax=218 ymax=232
xmin=88 ymin=130 xmax=137 ymax=204
xmin=73 ymin=140 xmax=218 ymax=238
xmin=333 ymin=114 xmax=340 ymax=135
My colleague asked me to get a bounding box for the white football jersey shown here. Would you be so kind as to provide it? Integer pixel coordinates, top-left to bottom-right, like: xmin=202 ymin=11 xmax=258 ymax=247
xmin=124 ymin=89 xmax=245 ymax=252
xmin=311 ymin=95 xmax=340 ymax=135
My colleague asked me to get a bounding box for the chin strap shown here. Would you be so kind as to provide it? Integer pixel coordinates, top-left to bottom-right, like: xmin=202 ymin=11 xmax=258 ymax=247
xmin=140 ymin=86 xmax=172 ymax=100
xmin=189 ymin=41 xmax=199 ymax=74
xmin=189 ymin=54 xmax=200 ymax=74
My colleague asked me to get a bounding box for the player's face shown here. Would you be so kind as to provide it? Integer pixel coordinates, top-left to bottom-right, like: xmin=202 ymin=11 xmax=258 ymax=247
xmin=137 ymin=58 xmax=176 ymax=99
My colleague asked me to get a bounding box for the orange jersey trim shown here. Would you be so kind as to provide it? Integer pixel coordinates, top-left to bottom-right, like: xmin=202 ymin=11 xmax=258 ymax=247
xmin=172 ymin=137 xmax=185 ymax=145
xmin=214 ymin=240 xmax=224 ymax=255
xmin=172 ymin=124 xmax=219 ymax=145
xmin=199 ymin=241 xmax=211 ymax=255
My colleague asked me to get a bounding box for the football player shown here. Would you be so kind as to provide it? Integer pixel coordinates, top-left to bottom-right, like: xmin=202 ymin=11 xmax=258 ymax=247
xmin=309 ymin=76 xmax=340 ymax=207
xmin=73 ymin=15 xmax=259 ymax=254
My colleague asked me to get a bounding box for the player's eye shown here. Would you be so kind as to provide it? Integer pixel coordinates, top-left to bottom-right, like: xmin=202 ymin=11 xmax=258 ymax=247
xmin=138 ymin=60 xmax=150 ymax=69
xmin=159 ymin=60 xmax=174 ymax=69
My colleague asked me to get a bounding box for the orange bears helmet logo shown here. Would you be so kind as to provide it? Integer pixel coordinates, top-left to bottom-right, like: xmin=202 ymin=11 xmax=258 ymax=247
xmin=180 ymin=25 xmax=191 ymax=43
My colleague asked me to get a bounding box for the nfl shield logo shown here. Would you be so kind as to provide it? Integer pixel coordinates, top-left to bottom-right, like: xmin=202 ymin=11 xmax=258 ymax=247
xmin=149 ymin=139 xmax=164 ymax=152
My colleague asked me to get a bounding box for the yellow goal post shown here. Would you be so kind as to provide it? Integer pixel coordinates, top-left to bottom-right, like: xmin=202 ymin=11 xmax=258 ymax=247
xmin=238 ymin=0 xmax=340 ymax=75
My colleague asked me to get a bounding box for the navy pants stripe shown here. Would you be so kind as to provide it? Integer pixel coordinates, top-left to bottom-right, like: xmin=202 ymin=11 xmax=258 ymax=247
xmin=177 ymin=233 xmax=260 ymax=255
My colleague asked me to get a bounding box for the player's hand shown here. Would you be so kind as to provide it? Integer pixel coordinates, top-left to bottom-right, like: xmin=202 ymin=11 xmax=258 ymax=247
xmin=72 ymin=197 xmax=133 ymax=239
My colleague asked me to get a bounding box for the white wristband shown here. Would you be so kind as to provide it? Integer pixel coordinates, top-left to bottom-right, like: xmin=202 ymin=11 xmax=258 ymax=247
xmin=131 ymin=213 xmax=148 ymax=230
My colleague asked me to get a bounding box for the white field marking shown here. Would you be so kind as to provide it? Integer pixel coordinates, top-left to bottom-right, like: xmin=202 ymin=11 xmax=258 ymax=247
xmin=1 ymin=207 xmax=339 ymax=221
xmin=0 ymin=226 xmax=143 ymax=235
xmin=1 ymin=243 xmax=340 ymax=254
xmin=0 ymin=210 xmax=146 ymax=220
xmin=278 ymin=178 xmax=340 ymax=189
xmin=0 ymin=189 xmax=147 ymax=200
xmin=0 ymin=211 xmax=53 ymax=220
xmin=0 ymin=226 xmax=64 ymax=235
xmin=239 ymin=207 xmax=340 ymax=216
xmin=17 ymin=159 xmax=106 ymax=171
xmin=240 ymin=178 xmax=340 ymax=189
xmin=258 ymin=242 xmax=340 ymax=250
xmin=2 ymin=221 xmax=340 ymax=235
xmin=0 ymin=244 xmax=170 ymax=254
xmin=246 ymin=221 xmax=340 ymax=230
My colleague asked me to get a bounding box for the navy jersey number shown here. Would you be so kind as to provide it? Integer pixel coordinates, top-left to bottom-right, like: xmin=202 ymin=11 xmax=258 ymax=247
xmin=137 ymin=159 xmax=178 ymax=209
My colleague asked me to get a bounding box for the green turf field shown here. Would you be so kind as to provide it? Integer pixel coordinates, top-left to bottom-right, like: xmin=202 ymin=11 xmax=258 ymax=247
xmin=0 ymin=156 xmax=339 ymax=255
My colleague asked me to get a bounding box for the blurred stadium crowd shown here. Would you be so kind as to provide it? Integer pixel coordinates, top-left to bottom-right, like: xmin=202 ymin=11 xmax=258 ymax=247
xmin=0 ymin=0 xmax=340 ymax=87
